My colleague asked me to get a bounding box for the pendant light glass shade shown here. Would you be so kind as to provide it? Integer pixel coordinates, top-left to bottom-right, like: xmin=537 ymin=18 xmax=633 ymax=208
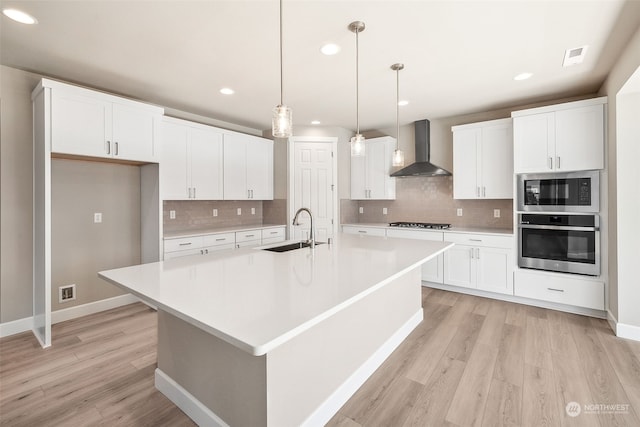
xmin=349 ymin=21 xmax=366 ymax=157
xmin=351 ymin=134 xmax=365 ymax=156
xmin=273 ymin=104 xmax=292 ymax=138
xmin=391 ymin=63 xmax=405 ymax=167
xmin=392 ymin=149 xmax=405 ymax=167
xmin=272 ymin=0 xmax=292 ymax=138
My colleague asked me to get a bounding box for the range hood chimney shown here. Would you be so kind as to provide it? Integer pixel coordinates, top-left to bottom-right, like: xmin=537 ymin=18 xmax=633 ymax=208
xmin=390 ymin=120 xmax=451 ymax=177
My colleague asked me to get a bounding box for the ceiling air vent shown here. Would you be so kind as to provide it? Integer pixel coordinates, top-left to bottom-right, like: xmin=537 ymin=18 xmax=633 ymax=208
xmin=563 ymin=45 xmax=588 ymax=67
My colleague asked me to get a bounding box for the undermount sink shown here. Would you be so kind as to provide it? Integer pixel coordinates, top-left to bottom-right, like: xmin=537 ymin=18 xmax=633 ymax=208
xmin=262 ymin=241 xmax=324 ymax=253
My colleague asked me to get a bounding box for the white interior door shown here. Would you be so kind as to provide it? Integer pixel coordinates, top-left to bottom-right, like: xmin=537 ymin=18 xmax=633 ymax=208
xmin=290 ymin=138 xmax=337 ymax=243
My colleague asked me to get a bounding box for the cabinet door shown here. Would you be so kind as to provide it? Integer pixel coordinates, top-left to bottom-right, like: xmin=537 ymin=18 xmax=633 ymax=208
xmin=453 ymin=128 xmax=480 ymax=199
xmin=422 ymin=255 xmax=444 ymax=284
xmin=190 ymin=127 xmax=224 ymax=200
xmin=111 ymin=102 xmax=156 ymax=162
xmin=223 ymin=133 xmax=249 ymax=200
xmin=444 ymin=245 xmax=475 ymax=288
xmin=246 ymin=136 xmax=274 ymax=200
xmin=160 ymin=122 xmax=190 ymax=200
xmin=476 ymin=247 xmax=513 ymax=295
xmin=481 ymin=123 xmax=513 ymax=199
xmin=350 ymin=154 xmax=367 ymax=199
xmin=51 ymin=90 xmax=110 ymax=158
xmin=513 ymin=113 xmax=555 ymax=173
xmin=555 ymin=104 xmax=604 ymax=172
xmin=367 ymin=139 xmax=388 ymax=199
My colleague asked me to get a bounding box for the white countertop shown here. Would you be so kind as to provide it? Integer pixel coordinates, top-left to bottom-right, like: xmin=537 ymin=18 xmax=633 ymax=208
xmin=164 ymin=223 xmax=286 ymax=239
xmin=343 ymin=223 xmax=513 ymax=236
xmin=99 ymin=233 xmax=452 ymax=356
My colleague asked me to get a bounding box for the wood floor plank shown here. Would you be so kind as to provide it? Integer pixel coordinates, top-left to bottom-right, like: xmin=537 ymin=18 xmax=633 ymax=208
xmin=524 ymin=315 xmax=553 ymax=371
xmin=493 ymin=323 xmax=525 ymax=388
xmin=446 ymin=342 xmax=499 ymax=427
xmin=522 ymin=363 xmax=560 ymax=427
xmin=403 ymin=355 xmax=466 ymax=427
xmin=444 ymin=312 xmax=485 ymax=362
xmin=481 ymin=378 xmax=522 ymax=427
xmin=359 ymin=375 xmax=423 ymax=426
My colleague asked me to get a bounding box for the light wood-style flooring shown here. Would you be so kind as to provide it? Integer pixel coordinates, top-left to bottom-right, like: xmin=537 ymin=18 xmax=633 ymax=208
xmin=1 ymin=288 xmax=639 ymax=426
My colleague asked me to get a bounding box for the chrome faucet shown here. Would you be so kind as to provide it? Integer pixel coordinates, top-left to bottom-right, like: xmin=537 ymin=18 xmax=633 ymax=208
xmin=292 ymin=207 xmax=315 ymax=248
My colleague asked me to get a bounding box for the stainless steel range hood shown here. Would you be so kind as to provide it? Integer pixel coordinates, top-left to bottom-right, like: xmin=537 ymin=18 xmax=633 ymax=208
xmin=390 ymin=120 xmax=451 ymax=177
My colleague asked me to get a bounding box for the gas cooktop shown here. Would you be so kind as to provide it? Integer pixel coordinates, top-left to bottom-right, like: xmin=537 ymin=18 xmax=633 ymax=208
xmin=388 ymin=222 xmax=451 ymax=230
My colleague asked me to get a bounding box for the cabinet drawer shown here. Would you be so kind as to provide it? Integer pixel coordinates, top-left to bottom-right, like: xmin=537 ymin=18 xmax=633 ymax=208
xmin=163 ymin=248 xmax=202 ymax=260
xmin=514 ymin=269 xmax=604 ymax=310
xmin=386 ymin=228 xmax=443 ymax=242
xmin=202 ymin=243 xmax=235 ymax=253
xmin=237 ymin=240 xmax=261 ymax=249
xmin=445 ymin=232 xmax=513 ymax=249
xmin=261 ymin=227 xmax=285 ymax=240
xmin=202 ymin=232 xmax=235 ymax=247
xmin=164 ymin=236 xmax=204 ymax=252
xmin=342 ymin=226 xmax=386 ymax=237
xmin=262 ymin=236 xmax=286 ymax=245
xmin=236 ymin=230 xmax=261 ymax=243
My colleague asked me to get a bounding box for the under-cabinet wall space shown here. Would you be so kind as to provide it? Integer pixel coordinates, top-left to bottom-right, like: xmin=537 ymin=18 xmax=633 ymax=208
xmin=163 ymin=200 xmax=265 ymax=233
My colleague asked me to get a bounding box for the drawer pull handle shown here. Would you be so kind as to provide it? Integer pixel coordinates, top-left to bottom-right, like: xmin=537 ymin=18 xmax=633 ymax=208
xmin=469 ymin=239 xmax=482 ymax=242
xmin=245 ymin=234 xmax=255 ymax=237
xmin=270 ymin=231 xmax=278 ymax=234
xmin=358 ymin=230 xmax=367 ymax=233
xmin=215 ymin=238 xmax=226 ymax=241
xmin=179 ymin=242 xmax=192 ymax=246
xmin=547 ymin=288 xmax=565 ymax=293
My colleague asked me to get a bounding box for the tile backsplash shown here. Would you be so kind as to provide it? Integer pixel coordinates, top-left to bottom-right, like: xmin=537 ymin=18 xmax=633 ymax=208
xmin=340 ymin=176 xmax=513 ymax=229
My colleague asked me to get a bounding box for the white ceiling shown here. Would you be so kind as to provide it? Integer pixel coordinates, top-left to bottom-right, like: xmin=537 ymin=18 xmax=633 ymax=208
xmin=1 ymin=1 xmax=638 ymax=132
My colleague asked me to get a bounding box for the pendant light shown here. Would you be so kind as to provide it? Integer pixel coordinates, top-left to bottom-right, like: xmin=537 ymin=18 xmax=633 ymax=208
xmin=349 ymin=21 xmax=366 ymax=156
xmin=272 ymin=0 xmax=292 ymax=138
xmin=391 ymin=63 xmax=405 ymax=167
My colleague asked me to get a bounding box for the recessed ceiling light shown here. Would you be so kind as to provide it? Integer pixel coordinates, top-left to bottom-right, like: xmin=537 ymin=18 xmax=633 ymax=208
xmin=220 ymin=88 xmax=234 ymax=95
xmin=320 ymin=44 xmax=340 ymax=56
xmin=398 ymin=100 xmax=409 ymax=106
xmin=563 ymin=45 xmax=588 ymax=67
xmin=2 ymin=8 xmax=38 ymax=24
xmin=514 ymin=72 xmax=533 ymax=81
xmin=311 ymin=120 xmax=321 ymax=125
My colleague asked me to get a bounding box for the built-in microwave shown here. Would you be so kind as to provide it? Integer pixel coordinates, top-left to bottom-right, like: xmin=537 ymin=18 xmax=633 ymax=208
xmin=516 ymin=171 xmax=599 ymax=213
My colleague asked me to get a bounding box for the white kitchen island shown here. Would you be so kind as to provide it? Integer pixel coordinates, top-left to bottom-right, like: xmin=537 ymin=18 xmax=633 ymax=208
xmin=99 ymin=233 xmax=453 ymax=427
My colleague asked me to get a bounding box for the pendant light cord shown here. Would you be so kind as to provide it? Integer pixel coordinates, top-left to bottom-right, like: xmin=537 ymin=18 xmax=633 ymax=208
xmin=396 ymin=68 xmax=400 ymax=149
xmin=355 ymin=27 xmax=360 ymax=135
xmin=279 ymin=0 xmax=284 ymax=106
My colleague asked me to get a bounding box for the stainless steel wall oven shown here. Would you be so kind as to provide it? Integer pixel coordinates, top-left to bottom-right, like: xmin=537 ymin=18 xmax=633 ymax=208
xmin=518 ymin=213 xmax=600 ymax=276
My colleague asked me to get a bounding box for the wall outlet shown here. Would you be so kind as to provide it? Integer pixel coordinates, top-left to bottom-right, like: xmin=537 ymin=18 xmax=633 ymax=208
xmin=169 ymin=210 xmax=176 ymax=219
xmin=383 ymin=207 xmax=388 ymax=215
xmin=494 ymin=209 xmax=501 ymax=218
xmin=456 ymin=208 xmax=463 ymax=217
xmin=251 ymin=207 xmax=255 ymax=215
xmin=93 ymin=212 xmax=102 ymax=223
xmin=237 ymin=208 xmax=242 ymax=216
xmin=359 ymin=207 xmax=364 ymax=214
xmin=213 ymin=209 xmax=218 ymax=217
xmin=59 ymin=284 xmax=76 ymax=303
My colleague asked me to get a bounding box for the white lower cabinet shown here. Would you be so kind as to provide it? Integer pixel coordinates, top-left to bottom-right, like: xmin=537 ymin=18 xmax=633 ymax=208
xmin=385 ymin=228 xmax=444 ymax=284
xmin=163 ymin=226 xmax=286 ymax=259
xmin=443 ymin=233 xmax=514 ymax=295
xmin=514 ymin=269 xmax=604 ymax=310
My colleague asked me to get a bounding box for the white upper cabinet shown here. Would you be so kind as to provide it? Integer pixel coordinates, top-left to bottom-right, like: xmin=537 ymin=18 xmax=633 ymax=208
xmin=161 ymin=118 xmax=223 ymax=200
xmin=350 ymin=136 xmax=396 ymax=200
xmin=452 ymin=118 xmax=513 ymax=199
xmin=223 ymin=133 xmax=274 ymax=200
xmin=48 ymin=79 xmax=162 ymax=162
xmin=513 ymin=98 xmax=606 ymax=173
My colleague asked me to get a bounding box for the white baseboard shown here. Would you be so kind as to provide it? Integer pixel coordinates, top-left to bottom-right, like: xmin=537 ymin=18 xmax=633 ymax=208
xmin=51 ymin=294 xmax=140 ymax=324
xmin=153 ymin=309 xmax=423 ymax=427
xmin=301 ymin=309 xmax=423 ymax=427
xmin=0 ymin=293 xmax=141 ymax=339
xmin=155 ymin=368 xmax=230 ymax=427
xmin=607 ymin=310 xmax=618 ymax=335
xmin=616 ymin=322 xmax=640 ymax=342
xmin=0 ymin=316 xmax=34 ymax=338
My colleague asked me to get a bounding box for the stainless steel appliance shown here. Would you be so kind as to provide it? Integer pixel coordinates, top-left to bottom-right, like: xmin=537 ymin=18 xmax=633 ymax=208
xmin=517 ymin=170 xmax=599 ymax=212
xmin=518 ymin=213 xmax=600 ymax=276
xmin=388 ymin=222 xmax=451 ymax=230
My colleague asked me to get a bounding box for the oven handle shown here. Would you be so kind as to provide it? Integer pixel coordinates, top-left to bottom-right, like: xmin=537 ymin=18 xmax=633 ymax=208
xmin=519 ymin=224 xmax=599 ymax=232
